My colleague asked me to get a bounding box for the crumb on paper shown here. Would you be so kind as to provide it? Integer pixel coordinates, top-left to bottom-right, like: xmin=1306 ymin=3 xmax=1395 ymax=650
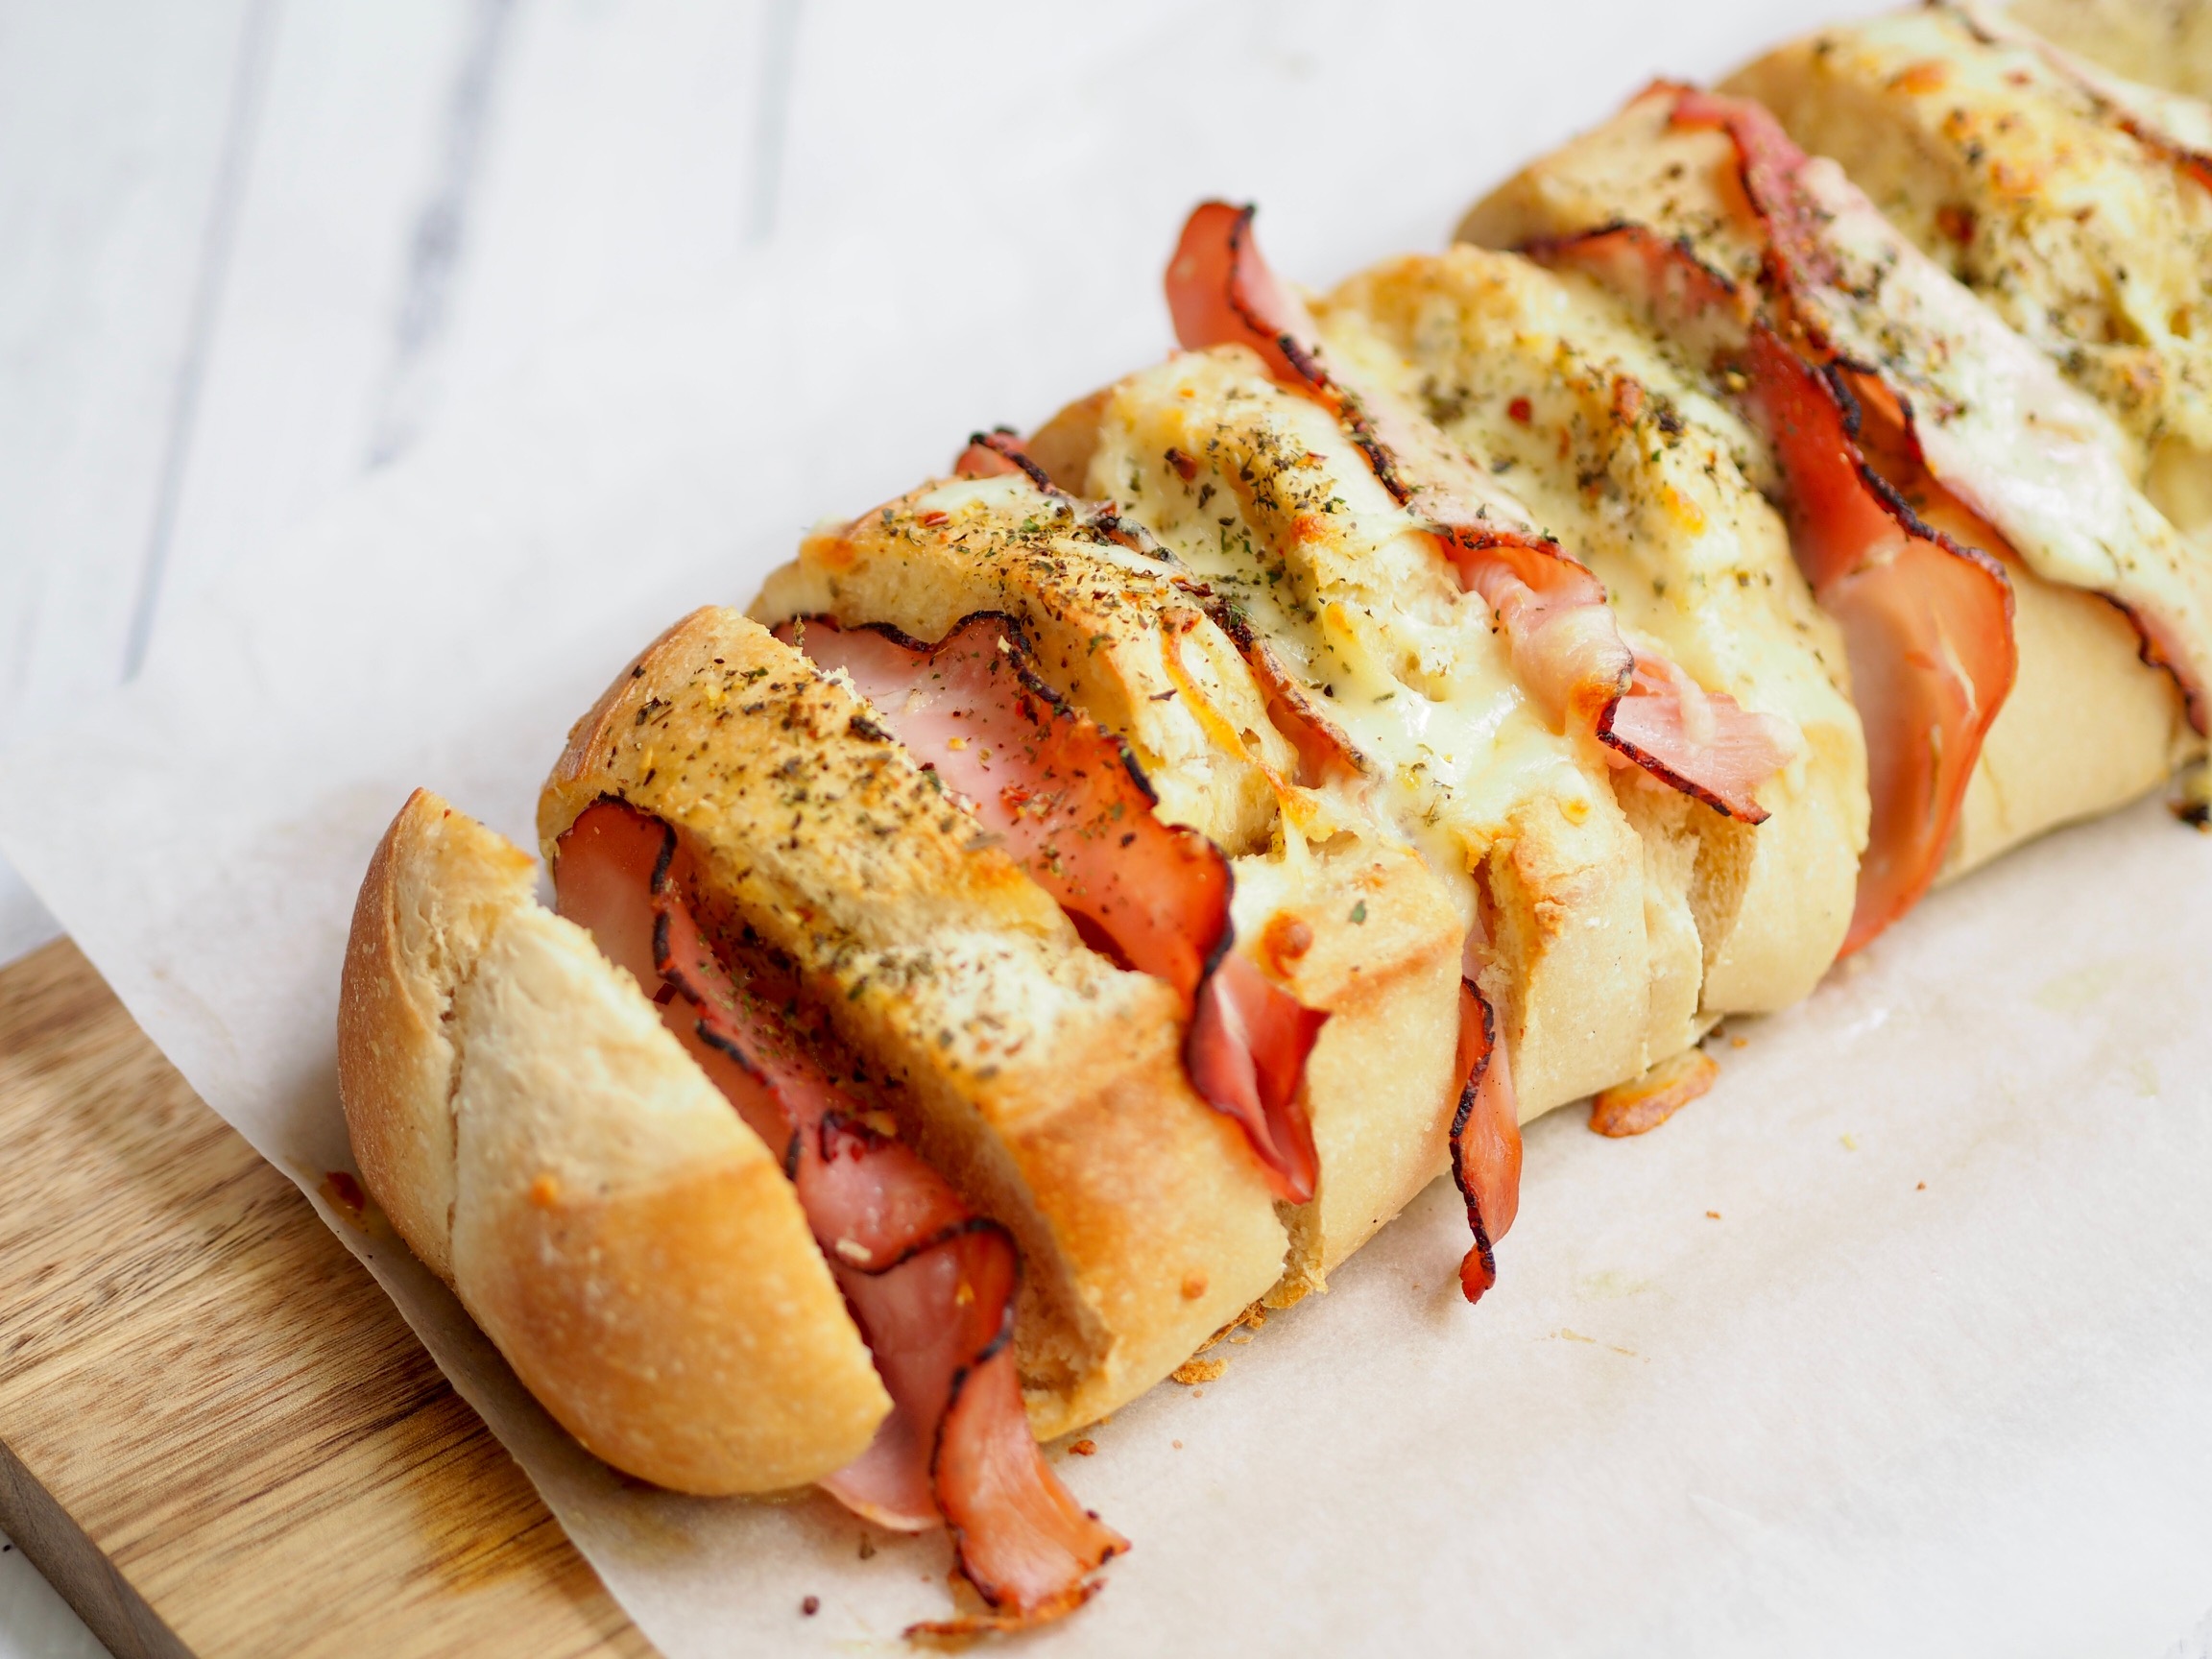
xmin=858 ymin=1534 xmax=877 ymax=1560
xmin=1916 ymin=1181 xmax=1927 ymax=1190
xmin=1172 ymin=1357 xmax=1227 ymax=1385
xmin=1171 ymin=1439 xmax=1184 ymax=1450
xmin=1731 ymin=1036 xmax=1748 ymax=1048
xmin=1589 ymin=1048 xmax=1719 ymax=1137
xmin=1556 ymin=1328 xmax=1596 ymax=1344
xmin=1840 ymin=1133 xmax=1859 ymax=1151
xmin=1068 ymin=1439 xmax=1096 ymax=1456
xmin=1196 ymin=1301 xmax=1267 ymax=1353
xmin=801 ymin=1596 xmax=820 ymax=1617
xmin=1706 ymin=1210 xmax=1721 ymax=1219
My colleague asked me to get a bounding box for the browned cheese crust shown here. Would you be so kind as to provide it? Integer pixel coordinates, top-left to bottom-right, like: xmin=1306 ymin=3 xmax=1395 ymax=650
xmin=1457 ymin=89 xmax=2190 ymax=879
xmin=540 ymin=610 xmax=1289 ymax=1438
xmin=338 ymin=788 xmax=890 ymax=1494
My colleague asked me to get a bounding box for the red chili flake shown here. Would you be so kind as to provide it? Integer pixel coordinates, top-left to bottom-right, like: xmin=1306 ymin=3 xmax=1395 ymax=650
xmin=1166 ymin=446 xmax=1198 ymax=481
xmin=918 ymin=510 xmax=950 ymax=528
xmin=1506 ymin=397 xmax=1533 ymax=425
xmin=1936 ymin=203 xmax=1976 ymax=246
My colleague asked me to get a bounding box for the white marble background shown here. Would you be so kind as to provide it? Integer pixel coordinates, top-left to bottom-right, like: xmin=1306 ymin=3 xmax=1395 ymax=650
xmin=1 ymin=3 xmax=815 ymax=1648
xmin=2 ymin=3 xmax=2209 ymax=1655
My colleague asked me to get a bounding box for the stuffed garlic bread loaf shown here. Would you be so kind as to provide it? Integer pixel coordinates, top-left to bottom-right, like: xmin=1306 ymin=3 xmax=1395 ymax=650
xmin=1459 ymin=82 xmax=2208 ymax=949
xmin=541 ymin=608 xmax=1288 ymax=1440
xmin=1310 ymin=248 xmax=1869 ymax=1012
xmin=1726 ymin=3 xmax=2212 ymax=544
xmin=755 ymin=469 xmax=1465 ymax=1299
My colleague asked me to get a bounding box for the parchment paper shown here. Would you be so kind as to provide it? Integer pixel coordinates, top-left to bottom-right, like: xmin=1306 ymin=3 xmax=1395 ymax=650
xmin=5 ymin=3 xmax=2209 ymax=1653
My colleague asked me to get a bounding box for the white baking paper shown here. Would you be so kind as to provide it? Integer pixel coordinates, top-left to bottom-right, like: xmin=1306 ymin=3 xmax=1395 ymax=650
xmin=5 ymin=2 xmax=2209 ymax=1653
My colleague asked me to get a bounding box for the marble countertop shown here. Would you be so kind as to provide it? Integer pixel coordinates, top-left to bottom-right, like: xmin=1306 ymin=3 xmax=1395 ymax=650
xmin=2 ymin=3 xmax=813 ymax=1649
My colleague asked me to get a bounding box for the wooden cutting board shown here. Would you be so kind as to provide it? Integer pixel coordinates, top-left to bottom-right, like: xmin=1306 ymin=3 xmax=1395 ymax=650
xmin=0 ymin=939 xmax=655 ymax=1659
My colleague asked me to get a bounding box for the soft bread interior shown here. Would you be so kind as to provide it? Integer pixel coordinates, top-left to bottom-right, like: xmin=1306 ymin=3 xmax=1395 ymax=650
xmin=338 ymin=789 xmax=889 ymax=1494
xmin=755 ymin=476 xmax=1466 ymax=1295
xmin=540 ymin=611 xmax=1290 ymax=1438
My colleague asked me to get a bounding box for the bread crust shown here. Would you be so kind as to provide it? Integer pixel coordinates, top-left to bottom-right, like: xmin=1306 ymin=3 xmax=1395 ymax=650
xmin=1457 ymin=94 xmax=2196 ymax=880
xmin=338 ymin=789 xmax=889 ymax=1494
xmin=754 ymin=476 xmax=1468 ymax=1289
xmin=541 ymin=611 xmax=1289 ymax=1438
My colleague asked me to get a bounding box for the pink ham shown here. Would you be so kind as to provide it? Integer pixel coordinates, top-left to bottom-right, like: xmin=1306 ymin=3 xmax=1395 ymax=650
xmin=1165 ymin=200 xmax=1792 ymax=824
xmin=552 ymin=800 xmax=1125 ymax=1624
xmin=779 ymin=613 xmax=1327 ymax=1205
xmin=1527 ymin=222 xmax=2018 ymax=952
xmin=1450 ymin=927 xmax=1523 ymax=1306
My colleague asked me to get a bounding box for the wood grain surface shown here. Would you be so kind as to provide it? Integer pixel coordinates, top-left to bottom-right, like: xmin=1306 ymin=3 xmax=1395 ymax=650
xmin=0 ymin=938 xmax=655 ymax=1659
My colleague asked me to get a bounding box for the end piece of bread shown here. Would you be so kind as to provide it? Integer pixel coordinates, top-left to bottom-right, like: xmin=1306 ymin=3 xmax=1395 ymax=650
xmin=339 ymin=788 xmax=890 ymax=1493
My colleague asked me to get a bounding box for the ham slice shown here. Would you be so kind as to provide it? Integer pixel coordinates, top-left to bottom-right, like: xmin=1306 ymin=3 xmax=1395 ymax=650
xmin=1671 ymin=84 xmax=2210 ymax=736
xmin=955 ymin=427 xmax=1055 ymax=492
xmin=552 ymin=800 xmax=1125 ymax=1624
xmin=952 ymin=427 xmax=1173 ymax=562
xmin=1527 ymin=222 xmax=2017 ymax=952
xmin=1449 ymin=937 xmax=1522 ymax=1306
xmin=779 ymin=613 xmax=1326 ymax=1204
xmin=1165 ymin=200 xmax=1794 ymax=823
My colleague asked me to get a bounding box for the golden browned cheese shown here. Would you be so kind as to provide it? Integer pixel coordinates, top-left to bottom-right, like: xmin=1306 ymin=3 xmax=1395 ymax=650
xmin=541 ymin=609 xmax=1289 ymax=1438
xmin=338 ymin=789 xmax=890 ymax=1494
xmin=1459 ymin=88 xmax=2192 ymax=880
xmin=757 ymin=472 xmax=1464 ymax=1297
xmin=2005 ymin=0 xmax=2212 ymax=102
xmin=1727 ymin=6 xmax=2212 ymax=541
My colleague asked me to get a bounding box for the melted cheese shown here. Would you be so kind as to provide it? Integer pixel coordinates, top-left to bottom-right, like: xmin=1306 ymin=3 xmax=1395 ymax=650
xmin=1085 ymin=349 xmax=1601 ymax=925
xmin=1314 ymin=249 xmax=1868 ymax=1010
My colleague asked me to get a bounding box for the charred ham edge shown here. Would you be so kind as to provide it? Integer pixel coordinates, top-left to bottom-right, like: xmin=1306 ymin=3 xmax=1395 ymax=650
xmin=775 ymin=613 xmax=1325 ymax=1206
xmin=1202 ymin=595 xmax=1372 ymax=788
xmin=1165 ymin=199 xmax=1792 ymax=824
xmin=954 ymin=427 xmax=1172 ymax=564
xmin=1953 ymin=1 xmax=2212 ymax=195
xmin=1450 ymin=932 xmax=1522 ymax=1305
xmin=1524 ymin=221 xmax=2016 ymax=953
xmin=1670 ymin=84 xmax=2207 ymax=736
xmin=550 ymin=800 xmax=1124 ymax=1625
